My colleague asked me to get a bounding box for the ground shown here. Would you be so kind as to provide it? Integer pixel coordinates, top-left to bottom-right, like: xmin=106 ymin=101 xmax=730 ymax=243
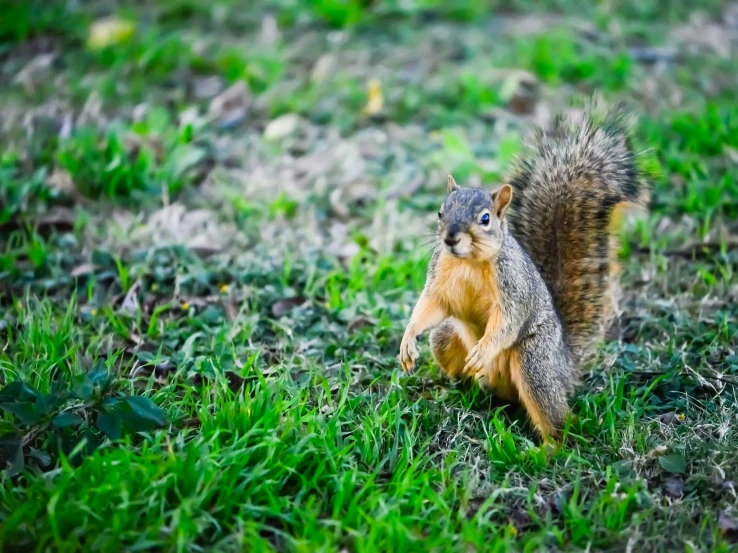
xmin=1 ymin=1 xmax=738 ymax=552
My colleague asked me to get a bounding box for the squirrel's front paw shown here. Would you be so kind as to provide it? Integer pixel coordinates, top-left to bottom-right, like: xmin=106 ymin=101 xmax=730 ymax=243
xmin=399 ymin=332 xmax=419 ymax=372
xmin=462 ymin=341 xmax=493 ymax=379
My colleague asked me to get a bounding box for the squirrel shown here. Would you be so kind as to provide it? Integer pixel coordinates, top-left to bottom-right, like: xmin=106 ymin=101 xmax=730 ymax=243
xmin=398 ymin=105 xmax=650 ymax=441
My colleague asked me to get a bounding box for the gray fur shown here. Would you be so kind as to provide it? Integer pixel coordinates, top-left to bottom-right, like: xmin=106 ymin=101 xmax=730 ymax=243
xmin=419 ymin=103 xmax=649 ymax=437
xmin=441 ymin=188 xmax=492 ymax=230
xmin=507 ymin=103 xmax=649 ymax=363
xmin=495 ymin=224 xmax=575 ymax=424
xmin=430 ymin=217 xmax=574 ymax=433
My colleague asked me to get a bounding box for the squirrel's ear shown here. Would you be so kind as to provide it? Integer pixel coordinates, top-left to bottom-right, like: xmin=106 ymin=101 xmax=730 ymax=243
xmin=493 ymin=184 xmax=513 ymax=219
xmin=447 ymin=174 xmax=458 ymax=194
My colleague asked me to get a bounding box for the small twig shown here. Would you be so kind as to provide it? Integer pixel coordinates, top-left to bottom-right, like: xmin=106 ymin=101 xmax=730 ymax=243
xmin=630 ymin=370 xmax=738 ymax=387
xmin=21 ymin=401 xmax=89 ymax=447
xmin=22 ymin=425 xmax=44 ymax=447
xmin=636 ymin=238 xmax=738 ymax=260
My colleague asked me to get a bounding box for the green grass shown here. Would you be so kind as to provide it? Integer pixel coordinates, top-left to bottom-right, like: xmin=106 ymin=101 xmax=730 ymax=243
xmin=2 ymin=1 xmax=738 ymax=551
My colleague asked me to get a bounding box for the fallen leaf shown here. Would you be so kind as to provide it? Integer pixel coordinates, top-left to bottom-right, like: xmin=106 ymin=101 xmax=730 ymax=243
xmin=628 ymin=46 xmax=677 ymax=63
xmin=154 ymin=360 xmax=175 ymax=379
xmin=548 ymin=492 xmax=565 ymax=515
xmin=664 ymin=477 xmax=684 ymax=499
xmin=219 ymin=107 xmax=247 ymax=130
xmin=347 ymin=316 xmax=371 ymax=334
xmin=13 ymin=53 xmax=55 ymax=94
xmin=326 ymin=240 xmax=361 ymax=261
xmin=29 ymin=448 xmax=52 ymax=468
xmin=659 ymin=453 xmax=687 ymax=474
xmin=264 ymin=114 xmax=300 ymax=141
xmin=76 ymin=91 xmax=104 ymax=127
xmin=121 ymin=282 xmax=141 ymax=315
xmin=208 ymin=81 xmax=251 ymax=122
xmin=500 ymin=70 xmax=539 ymax=115
xmin=329 ymin=188 xmax=350 ymax=218
xmin=504 ymin=14 xmax=559 ymax=36
xmin=47 ymin=168 xmax=77 ymax=197
xmin=87 ymin=17 xmax=136 ymax=50
xmin=271 ymin=296 xmax=305 ymax=318
xmin=724 ymin=145 xmax=738 ymax=164
xmin=59 ymin=113 xmax=73 ymax=139
xmin=226 ymin=371 xmax=247 ymax=391
xmin=671 ymin=17 xmax=734 ymax=58
xmin=194 ymin=76 xmax=224 ymax=100
xmin=135 ymin=203 xmax=239 ymax=252
xmin=223 ymin=299 xmax=237 ymax=322
xmin=658 ymin=412 xmax=683 ymax=425
xmin=509 ymin=507 xmax=531 ymax=529
xmin=71 ymin=263 xmax=95 ymax=277
xmin=726 ymin=3 xmax=738 ymax=30
xmin=362 ymin=79 xmax=384 ymax=116
xmin=311 ymin=54 xmax=337 ymax=83
xmin=719 ymin=511 xmax=738 ymax=542
xmin=260 ymin=14 xmax=279 ymax=46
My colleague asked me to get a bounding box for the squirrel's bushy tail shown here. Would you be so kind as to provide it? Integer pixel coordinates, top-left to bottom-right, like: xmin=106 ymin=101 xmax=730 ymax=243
xmin=508 ymin=103 xmax=650 ymax=364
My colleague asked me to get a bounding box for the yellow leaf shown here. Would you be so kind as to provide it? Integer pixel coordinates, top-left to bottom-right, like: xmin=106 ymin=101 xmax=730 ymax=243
xmin=87 ymin=17 xmax=135 ymax=50
xmin=362 ymin=79 xmax=384 ymax=116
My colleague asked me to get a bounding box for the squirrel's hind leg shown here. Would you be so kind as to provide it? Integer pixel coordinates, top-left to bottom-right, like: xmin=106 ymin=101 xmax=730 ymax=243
xmin=430 ymin=319 xmax=475 ymax=379
xmin=431 ymin=321 xmax=518 ymax=401
xmin=509 ymin=337 xmax=573 ymax=441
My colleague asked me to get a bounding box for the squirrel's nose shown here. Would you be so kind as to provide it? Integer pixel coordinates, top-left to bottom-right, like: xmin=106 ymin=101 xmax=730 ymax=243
xmin=445 ymin=224 xmax=461 ymax=247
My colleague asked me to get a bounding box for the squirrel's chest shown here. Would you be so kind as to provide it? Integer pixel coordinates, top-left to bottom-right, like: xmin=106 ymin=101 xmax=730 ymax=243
xmin=434 ymin=259 xmax=499 ymax=330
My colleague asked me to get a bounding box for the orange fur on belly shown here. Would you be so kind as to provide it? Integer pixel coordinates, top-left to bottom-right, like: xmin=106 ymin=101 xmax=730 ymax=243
xmin=433 ymin=253 xmax=500 ymax=336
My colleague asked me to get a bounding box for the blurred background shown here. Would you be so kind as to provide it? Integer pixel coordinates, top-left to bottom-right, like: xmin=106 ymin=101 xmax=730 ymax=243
xmin=2 ymin=1 xmax=738 ymax=550
xmin=3 ymin=1 xmax=737 ymax=249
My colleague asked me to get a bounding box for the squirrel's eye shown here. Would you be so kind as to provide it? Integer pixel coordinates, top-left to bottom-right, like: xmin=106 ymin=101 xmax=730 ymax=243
xmin=480 ymin=213 xmax=490 ymax=225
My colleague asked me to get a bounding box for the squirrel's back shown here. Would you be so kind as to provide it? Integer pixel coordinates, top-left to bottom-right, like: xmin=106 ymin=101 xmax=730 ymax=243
xmin=507 ymin=104 xmax=650 ymax=364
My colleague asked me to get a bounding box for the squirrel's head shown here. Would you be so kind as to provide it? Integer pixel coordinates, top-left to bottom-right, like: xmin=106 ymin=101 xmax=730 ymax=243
xmin=437 ymin=175 xmax=513 ymax=260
